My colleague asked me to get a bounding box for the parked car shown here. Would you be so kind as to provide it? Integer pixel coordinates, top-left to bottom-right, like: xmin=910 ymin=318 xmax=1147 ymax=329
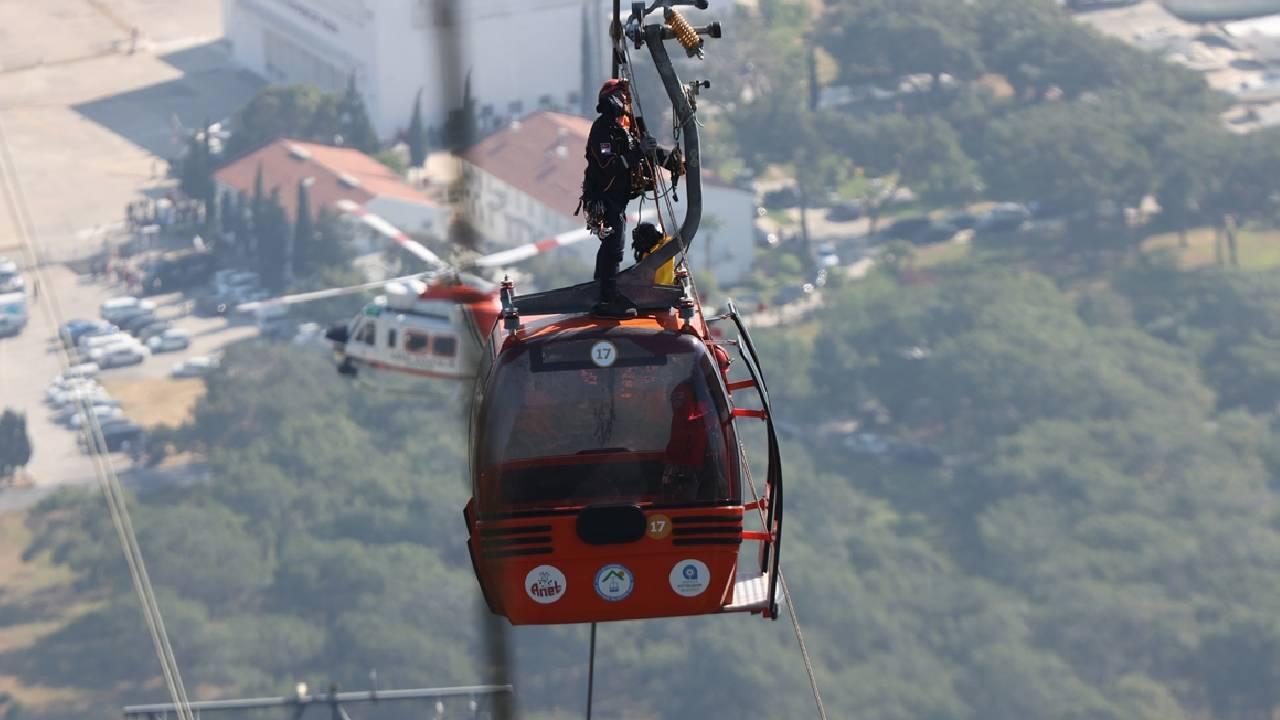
xmin=65 ymin=321 xmax=119 ymax=347
xmin=215 ymin=269 xmax=259 ymax=288
xmin=911 ymin=222 xmax=959 ymax=245
xmin=120 ymin=312 xmax=159 ymax=335
xmin=826 ymin=201 xmax=863 ymax=223
xmin=816 ymin=242 xmax=840 ymax=268
xmin=0 ymin=258 xmax=23 ymax=294
xmin=66 ymin=405 xmax=124 ymax=429
xmin=944 ymin=212 xmax=979 ymax=230
xmin=761 ymin=186 xmax=801 ymax=209
xmin=91 ymin=343 xmax=149 ymax=369
xmin=0 ymin=292 xmax=26 ymax=337
xmin=193 ymin=290 xmax=233 ymax=317
xmin=79 ymin=332 xmax=134 ymax=355
xmin=53 ymin=399 xmax=121 ymax=425
xmin=51 ymin=363 xmax=101 ymax=387
xmin=884 ymin=216 xmax=932 ymax=240
xmin=775 ymin=284 xmax=809 ymax=305
xmin=46 ymin=379 xmax=104 ymax=406
xmin=100 ymin=297 xmax=156 ymax=324
xmin=147 ymin=328 xmax=191 ymax=353
xmin=976 ymin=203 xmax=1030 ymax=233
xmin=172 ymin=356 xmax=219 ymax=378
xmin=892 ymin=443 xmax=945 ymax=467
xmin=135 ymin=320 xmax=173 ymax=342
xmin=80 ymin=421 xmax=144 ymax=454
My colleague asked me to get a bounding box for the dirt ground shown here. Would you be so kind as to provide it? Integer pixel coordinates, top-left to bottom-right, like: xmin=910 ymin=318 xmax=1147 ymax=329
xmin=99 ymin=377 xmax=205 ymax=428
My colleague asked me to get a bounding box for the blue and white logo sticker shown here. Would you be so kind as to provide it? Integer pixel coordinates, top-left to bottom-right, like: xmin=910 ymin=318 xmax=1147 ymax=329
xmin=669 ymin=559 xmax=710 ymax=597
xmin=590 ymin=340 xmax=618 ymax=368
xmin=594 ymin=563 xmax=634 ymax=602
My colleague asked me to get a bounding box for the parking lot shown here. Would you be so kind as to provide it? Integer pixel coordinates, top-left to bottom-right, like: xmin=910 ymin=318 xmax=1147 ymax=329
xmin=0 ymin=0 xmax=259 ymax=503
xmin=0 ymin=262 xmax=256 ymax=492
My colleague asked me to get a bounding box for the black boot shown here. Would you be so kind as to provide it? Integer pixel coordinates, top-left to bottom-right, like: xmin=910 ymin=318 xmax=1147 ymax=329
xmin=592 ymin=277 xmax=636 ymax=318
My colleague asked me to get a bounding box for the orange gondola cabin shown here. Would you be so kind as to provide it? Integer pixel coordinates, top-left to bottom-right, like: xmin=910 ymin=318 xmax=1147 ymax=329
xmin=464 ymin=280 xmax=782 ymax=625
xmin=463 ymin=2 xmax=778 ymax=627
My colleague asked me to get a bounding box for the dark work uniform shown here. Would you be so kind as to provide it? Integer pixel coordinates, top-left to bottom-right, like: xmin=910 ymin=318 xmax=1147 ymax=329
xmin=582 ymin=113 xmax=644 ymax=282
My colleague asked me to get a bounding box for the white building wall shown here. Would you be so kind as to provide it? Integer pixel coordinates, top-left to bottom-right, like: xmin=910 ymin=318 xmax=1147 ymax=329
xmin=670 ymin=184 xmax=756 ymax=286
xmin=463 ymin=163 xmax=755 ymax=285
xmin=363 ymin=196 xmax=450 ymax=238
xmin=225 ymin=0 xmax=608 ymax=141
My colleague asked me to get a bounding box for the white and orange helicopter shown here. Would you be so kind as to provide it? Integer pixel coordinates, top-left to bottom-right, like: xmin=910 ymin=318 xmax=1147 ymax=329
xmin=238 ymin=200 xmax=649 ymax=381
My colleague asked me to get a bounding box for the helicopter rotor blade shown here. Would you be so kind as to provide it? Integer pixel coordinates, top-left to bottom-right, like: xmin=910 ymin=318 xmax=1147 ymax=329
xmin=234 ymin=272 xmax=430 ymax=313
xmin=468 ymin=210 xmax=653 ymax=269
xmin=336 ymin=199 xmax=447 ymax=269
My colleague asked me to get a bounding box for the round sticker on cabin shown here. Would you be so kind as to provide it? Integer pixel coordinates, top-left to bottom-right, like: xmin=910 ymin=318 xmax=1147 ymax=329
xmin=525 ymin=565 xmax=567 ymax=604
xmin=594 ymin=564 xmax=634 ymax=602
xmin=590 ymin=340 xmax=618 ymax=368
xmin=669 ymin=559 xmax=711 ymax=597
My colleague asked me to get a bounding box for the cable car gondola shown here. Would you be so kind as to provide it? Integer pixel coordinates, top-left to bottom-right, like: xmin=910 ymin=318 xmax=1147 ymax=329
xmin=464 ymin=1 xmax=781 ymax=626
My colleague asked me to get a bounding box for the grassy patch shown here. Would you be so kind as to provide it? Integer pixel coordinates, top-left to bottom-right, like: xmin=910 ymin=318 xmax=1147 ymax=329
xmin=1143 ymin=226 xmax=1280 ymax=270
xmin=915 ymin=238 xmax=973 ymax=268
xmin=0 ymin=512 xmax=102 ymax=710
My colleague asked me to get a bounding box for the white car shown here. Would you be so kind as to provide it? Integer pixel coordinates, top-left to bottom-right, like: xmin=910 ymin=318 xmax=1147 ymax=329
xmin=53 ymin=400 xmax=121 ymax=425
xmin=61 ymin=362 xmax=101 ymax=381
xmin=91 ymin=343 xmax=149 ymax=369
xmin=48 ymin=387 xmax=112 ymax=410
xmin=68 ymin=405 xmax=124 ymax=430
xmin=0 ymin=258 xmax=22 ymax=294
xmin=171 ymin=356 xmax=219 ymax=378
xmin=215 ymin=270 xmax=260 ymax=295
xmin=146 ymin=328 xmax=191 ymax=353
xmin=100 ymin=296 xmax=157 ymax=324
xmin=46 ymin=379 xmax=102 ymax=405
xmin=79 ymin=332 xmax=133 ymax=354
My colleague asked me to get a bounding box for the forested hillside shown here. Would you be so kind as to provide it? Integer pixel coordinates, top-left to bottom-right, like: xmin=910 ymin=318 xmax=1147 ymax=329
xmin=12 ymin=257 xmax=1280 ymax=720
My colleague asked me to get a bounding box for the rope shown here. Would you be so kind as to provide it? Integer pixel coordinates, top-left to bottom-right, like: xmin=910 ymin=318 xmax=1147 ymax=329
xmin=585 ymin=623 xmax=598 ymax=719
xmin=0 ymin=112 xmax=197 ymax=720
xmin=618 ymin=43 xmax=683 ymax=254
xmin=739 ymin=428 xmax=828 ymax=720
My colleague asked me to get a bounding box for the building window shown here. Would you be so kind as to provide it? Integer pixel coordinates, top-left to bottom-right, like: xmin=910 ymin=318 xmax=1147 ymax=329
xmin=405 ymin=332 xmax=431 ymax=354
xmin=387 ymin=328 xmax=398 ymax=348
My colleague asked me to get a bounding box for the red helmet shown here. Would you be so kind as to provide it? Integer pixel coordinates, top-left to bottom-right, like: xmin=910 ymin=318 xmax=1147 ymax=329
xmin=599 ymin=78 xmax=630 ymax=100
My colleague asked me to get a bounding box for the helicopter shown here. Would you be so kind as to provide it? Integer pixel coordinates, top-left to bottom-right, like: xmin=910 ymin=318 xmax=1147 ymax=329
xmin=462 ymin=0 xmax=783 ymax=628
xmin=239 ymin=200 xmax=649 ymax=382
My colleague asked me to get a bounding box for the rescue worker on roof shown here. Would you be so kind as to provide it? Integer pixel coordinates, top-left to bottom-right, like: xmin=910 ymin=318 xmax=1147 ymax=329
xmin=578 ymin=78 xmax=680 ymax=315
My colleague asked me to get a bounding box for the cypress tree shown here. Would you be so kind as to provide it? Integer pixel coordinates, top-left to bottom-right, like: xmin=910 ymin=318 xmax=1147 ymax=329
xmin=338 ymin=75 xmax=379 ymax=153
xmin=408 ymin=90 xmax=427 ymax=167
xmin=293 ymin=179 xmax=314 ymax=275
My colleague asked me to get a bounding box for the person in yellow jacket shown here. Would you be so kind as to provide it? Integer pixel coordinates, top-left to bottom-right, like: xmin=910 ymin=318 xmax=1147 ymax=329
xmin=631 ymin=222 xmax=676 ymax=286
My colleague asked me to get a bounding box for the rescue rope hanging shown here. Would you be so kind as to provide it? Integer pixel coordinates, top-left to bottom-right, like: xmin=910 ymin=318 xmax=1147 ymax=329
xmin=618 ymin=42 xmax=684 ymax=256
xmin=585 ymin=623 xmax=598 ymax=719
xmin=740 ymin=445 xmax=828 ymax=720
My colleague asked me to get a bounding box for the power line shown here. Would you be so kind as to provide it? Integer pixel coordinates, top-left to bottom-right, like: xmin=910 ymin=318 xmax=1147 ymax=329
xmin=0 ymin=110 xmax=197 ymax=720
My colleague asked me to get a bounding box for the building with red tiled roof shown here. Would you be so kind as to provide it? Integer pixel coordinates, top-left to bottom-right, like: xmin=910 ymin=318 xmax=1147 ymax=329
xmin=214 ymin=139 xmax=448 ymax=237
xmin=460 ymin=111 xmax=756 ymax=283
